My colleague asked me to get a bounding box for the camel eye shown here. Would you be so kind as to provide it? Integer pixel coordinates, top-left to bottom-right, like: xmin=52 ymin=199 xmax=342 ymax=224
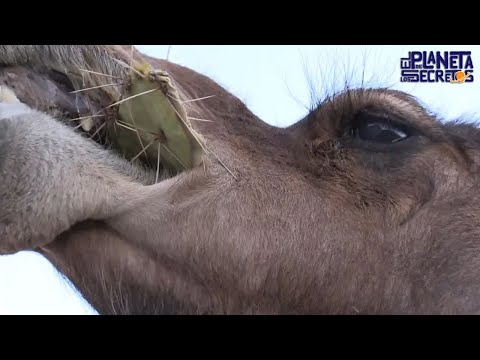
xmin=350 ymin=111 xmax=409 ymax=144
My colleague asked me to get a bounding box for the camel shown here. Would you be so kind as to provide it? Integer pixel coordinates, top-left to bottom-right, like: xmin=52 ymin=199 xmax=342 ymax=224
xmin=1 ymin=45 xmax=479 ymax=314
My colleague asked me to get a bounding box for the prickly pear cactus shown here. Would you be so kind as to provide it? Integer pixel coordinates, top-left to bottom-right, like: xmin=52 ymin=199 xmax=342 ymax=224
xmin=109 ymin=64 xmax=206 ymax=174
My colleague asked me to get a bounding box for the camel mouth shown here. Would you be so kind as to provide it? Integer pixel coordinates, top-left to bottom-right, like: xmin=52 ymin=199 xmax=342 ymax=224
xmin=0 ymin=64 xmax=207 ymax=183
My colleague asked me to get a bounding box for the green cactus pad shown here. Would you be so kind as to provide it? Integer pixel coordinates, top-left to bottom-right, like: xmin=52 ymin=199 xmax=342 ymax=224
xmin=109 ymin=65 xmax=206 ymax=174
